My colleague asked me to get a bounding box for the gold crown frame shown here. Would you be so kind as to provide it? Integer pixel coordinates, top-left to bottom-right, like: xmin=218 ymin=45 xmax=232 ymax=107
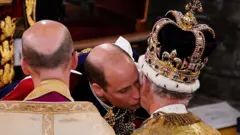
xmin=144 ymin=0 xmax=215 ymax=84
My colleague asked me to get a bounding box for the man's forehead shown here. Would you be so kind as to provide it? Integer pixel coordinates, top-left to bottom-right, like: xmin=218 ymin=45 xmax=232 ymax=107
xmin=104 ymin=63 xmax=139 ymax=90
xmin=104 ymin=60 xmax=136 ymax=74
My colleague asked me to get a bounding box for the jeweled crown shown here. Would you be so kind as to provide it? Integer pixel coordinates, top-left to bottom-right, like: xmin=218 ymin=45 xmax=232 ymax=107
xmin=145 ymin=0 xmax=216 ymax=84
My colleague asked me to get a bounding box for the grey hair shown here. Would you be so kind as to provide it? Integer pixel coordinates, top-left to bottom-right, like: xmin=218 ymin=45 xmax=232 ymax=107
xmin=151 ymin=82 xmax=192 ymax=99
xmin=140 ymin=72 xmax=193 ymax=105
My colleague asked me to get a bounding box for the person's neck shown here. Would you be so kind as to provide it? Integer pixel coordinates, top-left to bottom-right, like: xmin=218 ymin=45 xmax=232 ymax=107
xmin=31 ymin=70 xmax=70 ymax=88
xmin=148 ymin=98 xmax=186 ymax=115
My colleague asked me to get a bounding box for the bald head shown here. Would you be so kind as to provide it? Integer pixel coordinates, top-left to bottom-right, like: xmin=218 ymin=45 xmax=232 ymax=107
xmin=22 ymin=20 xmax=73 ymax=69
xmin=88 ymin=43 xmax=132 ymax=66
xmin=85 ymin=43 xmax=135 ymax=88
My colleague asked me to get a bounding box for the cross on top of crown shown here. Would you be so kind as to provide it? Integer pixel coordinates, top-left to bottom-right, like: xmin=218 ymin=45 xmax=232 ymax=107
xmin=185 ymin=0 xmax=203 ymax=13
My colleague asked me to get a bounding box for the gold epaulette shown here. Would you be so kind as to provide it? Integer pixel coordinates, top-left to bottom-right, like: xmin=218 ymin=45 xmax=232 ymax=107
xmin=79 ymin=48 xmax=92 ymax=55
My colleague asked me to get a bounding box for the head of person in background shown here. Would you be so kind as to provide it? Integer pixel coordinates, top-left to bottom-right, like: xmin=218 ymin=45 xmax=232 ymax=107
xmin=21 ymin=20 xmax=78 ymax=89
xmin=85 ymin=43 xmax=140 ymax=110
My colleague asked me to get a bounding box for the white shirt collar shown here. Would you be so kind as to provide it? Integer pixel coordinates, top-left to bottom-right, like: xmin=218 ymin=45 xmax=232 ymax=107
xmin=151 ymin=104 xmax=187 ymax=117
xmin=89 ymin=82 xmax=110 ymax=110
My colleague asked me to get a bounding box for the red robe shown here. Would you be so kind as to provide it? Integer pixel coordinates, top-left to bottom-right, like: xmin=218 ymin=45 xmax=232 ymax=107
xmin=2 ymin=70 xmax=81 ymax=101
xmin=1 ymin=76 xmax=34 ymax=100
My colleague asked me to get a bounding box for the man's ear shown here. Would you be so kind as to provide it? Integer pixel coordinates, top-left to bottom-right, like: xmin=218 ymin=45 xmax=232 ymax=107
xmin=21 ymin=58 xmax=30 ymax=75
xmin=92 ymin=83 xmax=105 ymax=97
xmin=71 ymin=51 xmax=78 ymax=70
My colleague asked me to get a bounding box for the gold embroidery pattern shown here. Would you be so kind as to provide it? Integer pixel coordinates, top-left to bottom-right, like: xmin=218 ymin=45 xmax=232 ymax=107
xmin=104 ymin=107 xmax=136 ymax=135
xmin=79 ymin=48 xmax=92 ymax=55
xmin=23 ymin=79 xmax=74 ymax=101
xmin=0 ymin=101 xmax=115 ymax=135
xmin=42 ymin=113 xmax=54 ymax=135
xmin=0 ymin=101 xmax=98 ymax=113
xmin=132 ymin=112 xmax=221 ymax=135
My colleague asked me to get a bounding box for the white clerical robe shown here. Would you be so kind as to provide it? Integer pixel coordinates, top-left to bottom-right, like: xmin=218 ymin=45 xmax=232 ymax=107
xmin=0 ymin=101 xmax=115 ymax=135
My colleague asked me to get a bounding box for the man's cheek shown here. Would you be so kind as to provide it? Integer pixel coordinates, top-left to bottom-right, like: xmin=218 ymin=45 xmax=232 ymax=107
xmin=139 ymin=72 xmax=144 ymax=86
xmin=140 ymin=90 xmax=146 ymax=101
xmin=140 ymin=85 xmax=147 ymax=96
